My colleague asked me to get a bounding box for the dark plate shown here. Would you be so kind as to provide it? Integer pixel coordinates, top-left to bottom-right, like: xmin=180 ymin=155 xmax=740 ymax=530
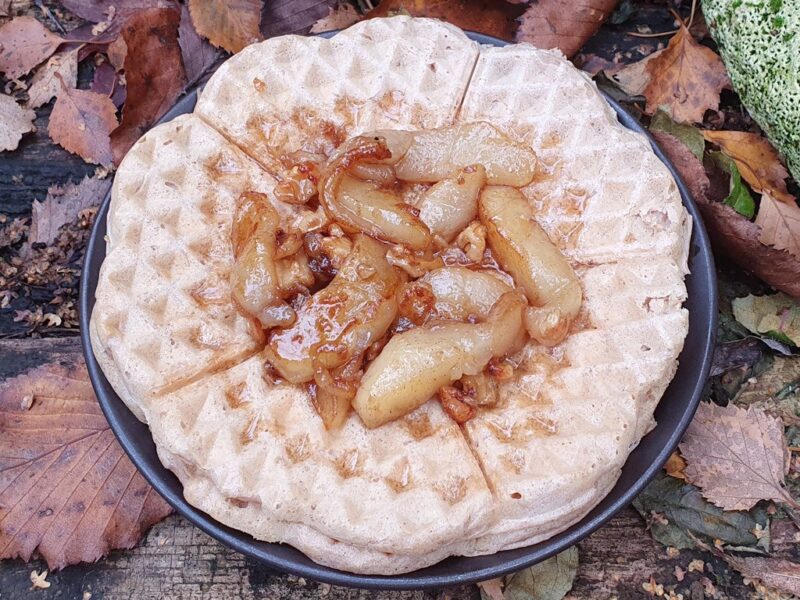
xmin=80 ymin=31 xmax=716 ymax=590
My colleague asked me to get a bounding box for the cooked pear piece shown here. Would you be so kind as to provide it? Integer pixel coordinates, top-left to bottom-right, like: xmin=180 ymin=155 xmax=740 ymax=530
xmin=418 ymin=165 xmax=486 ymax=242
xmin=353 ymin=291 xmax=526 ymax=429
xmin=478 ymin=185 xmax=582 ymax=346
xmin=266 ymin=234 xmax=403 ymax=384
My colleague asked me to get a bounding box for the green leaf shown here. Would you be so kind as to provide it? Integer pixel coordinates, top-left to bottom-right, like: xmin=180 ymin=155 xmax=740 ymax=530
xmin=710 ymin=151 xmax=756 ymax=218
xmin=633 ymin=474 xmax=759 ymax=549
xmin=732 ymin=293 xmax=800 ymax=347
xmin=503 ymin=547 xmax=578 ymax=600
xmin=649 ymin=108 xmax=705 ymax=160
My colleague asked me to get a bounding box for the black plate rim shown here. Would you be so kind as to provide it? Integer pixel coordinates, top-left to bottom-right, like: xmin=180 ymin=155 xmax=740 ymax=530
xmin=79 ymin=30 xmax=717 ymax=590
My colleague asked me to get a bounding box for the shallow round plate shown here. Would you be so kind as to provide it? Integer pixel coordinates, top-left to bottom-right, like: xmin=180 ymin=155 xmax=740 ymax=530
xmin=80 ymin=31 xmax=717 ymax=590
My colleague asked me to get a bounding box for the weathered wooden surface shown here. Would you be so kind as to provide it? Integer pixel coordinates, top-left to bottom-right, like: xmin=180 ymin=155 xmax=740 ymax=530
xmin=0 ymin=338 xmax=769 ymax=599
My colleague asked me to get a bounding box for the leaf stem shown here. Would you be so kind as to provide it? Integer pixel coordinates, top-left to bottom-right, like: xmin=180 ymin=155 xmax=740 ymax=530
xmin=627 ymin=30 xmax=679 ymax=38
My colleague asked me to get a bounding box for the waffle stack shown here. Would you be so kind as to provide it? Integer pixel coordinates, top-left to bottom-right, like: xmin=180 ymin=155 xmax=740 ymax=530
xmin=91 ymin=17 xmax=690 ymax=574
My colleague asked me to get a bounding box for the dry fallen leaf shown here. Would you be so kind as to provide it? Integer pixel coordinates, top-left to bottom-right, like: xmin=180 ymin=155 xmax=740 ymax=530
xmin=262 ymin=0 xmax=338 ymax=37
xmin=653 ymin=127 xmax=800 ymax=298
xmin=58 ymin=0 xmax=178 ymax=24
xmin=477 ymin=578 xmax=505 ymax=600
xmin=48 ymin=82 xmax=118 ymax=166
xmin=110 ymin=7 xmax=185 ymax=164
xmin=665 ymin=451 xmax=687 ymax=480
xmin=178 ymin=3 xmax=220 ymax=88
xmin=702 ymin=130 xmax=795 ymax=205
xmin=106 ymin=36 xmax=127 ymax=71
xmin=727 ymin=556 xmax=800 ymax=597
xmin=188 ymin=0 xmax=263 ymax=53
xmin=732 ymin=293 xmax=800 ymax=348
xmin=680 ymin=402 xmax=795 ymax=511
xmin=756 ymin=193 xmax=800 ymax=258
xmin=27 ymin=176 xmax=112 ymax=248
xmin=0 ymin=358 xmax=173 ymax=569
xmin=30 ymin=569 xmax=50 ymax=589
xmin=26 ymin=48 xmax=79 ymax=109
xmin=642 ymin=25 xmax=729 ymax=124
xmin=515 ymin=0 xmax=620 ymax=59
xmin=309 ymin=2 xmax=362 ymax=33
xmin=0 ymin=92 xmax=35 ymax=152
xmin=0 ymin=16 xmax=64 ymax=79
xmin=368 ymin=0 xmax=525 ymax=42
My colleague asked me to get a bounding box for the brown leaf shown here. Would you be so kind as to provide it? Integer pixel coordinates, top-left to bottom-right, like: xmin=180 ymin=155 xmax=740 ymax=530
xmin=48 ymin=83 xmax=118 ymax=166
xmin=188 ymin=0 xmax=262 ymax=53
xmin=262 ymin=0 xmax=338 ymax=37
xmin=0 ymin=92 xmax=35 ymax=152
xmin=0 ymin=358 xmax=172 ymax=569
xmin=0 ymin=16 xmax=64 ymax=79
xmin=58 ymin=0 xmax=178 ymax=23
xmin=665 ymin=451 xmax=687 ymax=480
xmin=0 ymin=0 xmax=10 ymax=17
xmin=650 ymin=131 xmax=710 ymax=202
xmin=368 ymin=0 xmax=525 ymax=42
xmin=727 ymin=556 xmax=800 ymax=597
xmin=26 ymin=48 xmax=79 ymax=109
xmin=642 ymin=25 xmax=729 ymax=124
xmin=756 ymin=193 xmax=800 ymax=258
xmin=679 ymin=402 xmax=793 ymax=511
xmin=27 ymin=176 xmax=112 ymax=247
xmin=515 ymin=0 xmax=620 ymax=59
xmin=653 ymin=128 xmax=800 ymax=297
xmin=702 ymin=130 xmax=795 ymax=205
xmin=110 ymin=7 xmax=185 ymax=164
xmin=477 ymin=578 xmax=505 ymax=600
xmin=309 ymin=2 xmax=362 ymax=33
xmin=178 ymin=3 xmax=220 ymax=88
xmin=106 ymin=36 xmax=126 ymax=71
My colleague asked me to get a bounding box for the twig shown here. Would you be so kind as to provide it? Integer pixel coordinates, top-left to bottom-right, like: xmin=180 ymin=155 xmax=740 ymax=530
xmin=34 ymin=0 xmax=66 ymax=34
xmin=627 ymin=29 xmax=678 ymax=38
xmin=687 ymin=0 xmax=698 ymax=31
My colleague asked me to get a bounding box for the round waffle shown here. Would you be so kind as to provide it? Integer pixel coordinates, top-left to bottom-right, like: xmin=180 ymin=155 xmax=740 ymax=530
xmin=91 ymin=17 xmax=691 ymax=574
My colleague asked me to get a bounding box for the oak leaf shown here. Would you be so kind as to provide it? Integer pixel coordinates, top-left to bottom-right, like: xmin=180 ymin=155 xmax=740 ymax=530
xmin=515 ymin=0 xmax=620 ymax=58
xmin=27 ymin=176 xmax=112 ymax=248
xmin=110 ymin=7 xmax=185 ymax=164
xmin=755 ymin=193 xmax=800 ymax=259
xmin=262 ymin=0 xmax=339 ymax=37
xmin=0 ymin=92 xmax=35 ymax=152
xmin=702 ymin=130 xmax=795 ymax=205
xmin=642 ymin=25 xmax=729 ymax=124
xmin=48 ymin=82 xmax=118 ymax=166
xmin=368 ymin=0 xmax=525 ymax=42
xmin=679 ymin=402 xmax=794 ymax=511
xmin=188 ymin=0 xmax=263 ymax=53
xmin=0 ymin=358 xmax=172 ymax=569
xmin=0 ymin=16 xmax=64 ymax=79
xmin=310 ymin=2 xmax=362 ymax=33
xmin=178 ymin=3 xmax=219 ymax=88
xmin=26 ymin=48 xmax=79 ymax=109
xmin=726 ymin=556 xmax=800 ymax=597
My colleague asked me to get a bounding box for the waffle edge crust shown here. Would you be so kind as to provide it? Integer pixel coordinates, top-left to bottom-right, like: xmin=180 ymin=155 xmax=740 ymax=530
xmin=90 ymin=17 xmax=691 ymax=574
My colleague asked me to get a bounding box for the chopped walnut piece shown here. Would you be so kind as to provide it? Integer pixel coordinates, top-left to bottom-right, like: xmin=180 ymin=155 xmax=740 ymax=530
xmin=438 ymin=386 xmax=477 ymax=423
xmin=455 ymin=221 xmax=487 ymax=263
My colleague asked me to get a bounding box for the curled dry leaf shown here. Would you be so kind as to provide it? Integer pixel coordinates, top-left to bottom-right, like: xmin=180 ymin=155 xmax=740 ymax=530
xmin=0 ymin=92 xmax=35 ymax=152
xmin=642 ymin=25 xmax=729 ymax=124
xmin=26 ymin=48 xmax=79 ymax=109
xmin=368 ymin=0 xmax=525 ymax=42
xmin=756 ymin=193 xmax=800 ymax=259
xmin=702 ymin=130 xmax=795 ymax=205
xmin=665 ymin=451 xmax=687 ymax=480
xmin=515 ymin=0 xmax=620 ymax=59
xmin=188 ymin=0 xmax=263 ymax=53
xmin=262 ymin=0 xmax=338 ymax=37
xmin=0 ymin=16 xmax=64 ymax=79
xmin=726 ymin=556 xmax=800 ymax=597
xmin=652 ymin=126 xmax=800 ymax=298
xmin=679 ymin=401 xmax=795 ymax=511
xmin=27 ymin=176 xmax=112 ymax=248
xmin=178 ymin=3 xmax=219 ymax=88
xmin=48 ymin=83 xmax=118 ymax=166
xmin=110 ymin=7 xmax=185 ymax=164
xmin=0 ymin=358 xmax=172 ymax=569
xmin=309 ymin=2 xmax=362 ymax=33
